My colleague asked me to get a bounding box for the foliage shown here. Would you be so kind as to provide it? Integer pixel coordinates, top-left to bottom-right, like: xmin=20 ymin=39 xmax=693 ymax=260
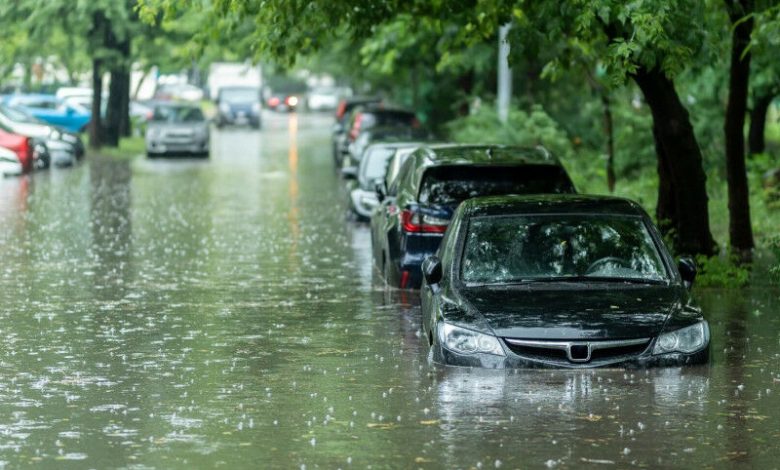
xmin=447 ymin=104 xmax=574 ymax=158
xmin=694 ymin=254 xmax=751 ymax=287
xmin=768 ymin=235 xmax=780 ymax=280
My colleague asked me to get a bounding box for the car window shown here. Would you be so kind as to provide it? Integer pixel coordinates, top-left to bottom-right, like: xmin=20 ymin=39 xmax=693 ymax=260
xmin=152 ymin=106 xmax=205 ymax=123
xmin=390 ymin=156 xmax=416 ymax=197
xmin=419 ymin=165 xmax=574 ymax=205
xmin=361 ymin=147 xmax=395 ymax=181
xmin=461 ymin=214 xmax=668 ymax=285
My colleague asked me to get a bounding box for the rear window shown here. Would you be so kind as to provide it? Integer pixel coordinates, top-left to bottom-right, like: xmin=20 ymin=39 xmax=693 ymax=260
xmin=152 ymin=106 xmax=204 ymax=123
xmin=360 ymin=111 xmax=416 ymax=129
xmin=418 ymin=165 xmax=574 ymax=205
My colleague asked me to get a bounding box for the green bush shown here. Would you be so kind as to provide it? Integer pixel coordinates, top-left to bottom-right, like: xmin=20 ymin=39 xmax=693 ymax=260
xmin=694 ymin=254 xmax=751 ymax=288
xmin=446 ymin=104 xmax=575 ymax=159
xmin=768 ymin=235 xmax=780 ymax=281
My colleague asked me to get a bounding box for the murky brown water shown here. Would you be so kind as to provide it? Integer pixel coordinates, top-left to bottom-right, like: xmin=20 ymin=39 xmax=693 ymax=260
xmin=1 ymin=113 xmax=779 ymax=468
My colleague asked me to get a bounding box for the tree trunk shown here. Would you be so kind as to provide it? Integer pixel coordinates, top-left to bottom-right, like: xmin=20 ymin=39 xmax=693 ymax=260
xmin=105 ymin=71 xmax=123 ymax=147
xmin=724 ymin=0 xmax=754 ymax=258
xmin=89 ymin=57 xmax=103 ymax=150
xmin=748 ymin=91 xmax=774 ymax=156
xmin=632 ymin=68 xmax=716 ymax=256
xmin=601 ymin=92 xmax=616 ymax=192
xmin=105 ymin=35 xmax=131 ymax=146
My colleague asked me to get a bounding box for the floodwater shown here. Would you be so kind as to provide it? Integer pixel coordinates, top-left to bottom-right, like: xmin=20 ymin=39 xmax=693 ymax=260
xmin=1 ymin=112 xmax=779 ymax=469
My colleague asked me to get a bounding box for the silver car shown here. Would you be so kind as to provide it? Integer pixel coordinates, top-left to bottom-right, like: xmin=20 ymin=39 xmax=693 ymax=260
xmin=145 ymin=104 xmax=210 ymax=158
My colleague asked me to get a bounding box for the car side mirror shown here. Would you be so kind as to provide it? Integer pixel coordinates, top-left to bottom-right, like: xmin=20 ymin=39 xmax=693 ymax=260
xmin=341 ymin=166 xmax=358 ymax=180
xmin=374 ymin=182 xmax=386 ymax=202
xmin=422 ymin=256 xmax=443 ymax=287
xmin=678 ymin=257 xmax=697 ymax=290
xmin=66 ymin=107 xmax=76 ymax=116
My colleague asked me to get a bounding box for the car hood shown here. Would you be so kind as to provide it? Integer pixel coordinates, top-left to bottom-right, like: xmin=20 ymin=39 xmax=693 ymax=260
xmin=6 ymin=121 xmax=50 ymax=138
xmin=451 ymin=285 xmax=683 ymax=340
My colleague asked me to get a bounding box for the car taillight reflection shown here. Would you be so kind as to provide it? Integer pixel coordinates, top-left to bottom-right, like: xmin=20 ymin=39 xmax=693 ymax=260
xmin=400 ymin=209 xmax=448 ymax=233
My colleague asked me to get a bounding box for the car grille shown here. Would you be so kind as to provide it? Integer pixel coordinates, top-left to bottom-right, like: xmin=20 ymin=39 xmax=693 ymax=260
xmin=503 ymin=337 xmax=651 ymax=366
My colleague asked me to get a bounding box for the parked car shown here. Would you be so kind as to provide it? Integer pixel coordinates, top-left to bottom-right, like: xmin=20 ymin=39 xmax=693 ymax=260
xmin=306 ymin=86 xmax=341 ymax=111
xmin=371 ymin=145 xmax=576 ymax=289
xmin=145 ymin=103 xmax=210 ymax=158
xmin=216 ymin=86 xmax=262 ymax=128
xmin=335 ymin=106 xmax=419 ymax=167
xmin=0 ymin=124 xmax=37 ymax=173
xmin=342 ymin=141 xmax=427 ymax=220
xmin=0 ymin=104 xmax=84 ymax=164
xmin=3 ymin=94 xmax=91 ymax=133
xmin=345 ymin=125 xmax=431 ymax=168
xmin=0 ymin=146 xmax=23 ymax=177
xmin=332 ymin=97 xmax=382 ymax=165
xmin=420 ymin=194 xmax=709 ymax=368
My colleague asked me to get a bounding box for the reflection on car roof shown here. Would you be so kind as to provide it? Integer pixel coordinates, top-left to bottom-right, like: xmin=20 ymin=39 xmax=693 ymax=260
xmin=461 ymin=194 xmax=647 ymax=217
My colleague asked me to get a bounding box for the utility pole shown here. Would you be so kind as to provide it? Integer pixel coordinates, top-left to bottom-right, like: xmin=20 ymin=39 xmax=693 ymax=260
xmin=497 ymin=23 xmax=512 ymax=123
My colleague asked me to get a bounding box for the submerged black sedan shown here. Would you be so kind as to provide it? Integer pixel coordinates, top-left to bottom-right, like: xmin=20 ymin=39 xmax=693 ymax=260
xmin=420 ymin=194 xmax=709 ymax=368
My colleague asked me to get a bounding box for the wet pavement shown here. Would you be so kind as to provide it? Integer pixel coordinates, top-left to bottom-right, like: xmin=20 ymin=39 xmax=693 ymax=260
xmin=1 ymin=112 xmax=779 ymax=469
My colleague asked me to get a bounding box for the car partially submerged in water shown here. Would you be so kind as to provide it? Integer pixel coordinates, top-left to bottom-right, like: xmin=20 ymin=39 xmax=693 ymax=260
xmin=420 ymin=194 xmax=709 ymax=369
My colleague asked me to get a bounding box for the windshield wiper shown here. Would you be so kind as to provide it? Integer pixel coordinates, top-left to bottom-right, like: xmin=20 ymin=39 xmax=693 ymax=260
xmin=487 ymin=276 xmax=666 ymax=285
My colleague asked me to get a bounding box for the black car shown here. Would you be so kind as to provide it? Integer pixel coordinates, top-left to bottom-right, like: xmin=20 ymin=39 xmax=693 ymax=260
xmin=335 ymin=105 xmax=417 ymax=168
xmin=371 ymin=144 xmax=576 ymax=289
xmin=216 ymin=87 xmax=262 ymax=128
xmin=420 ymin=194 xmax=709 ymax=369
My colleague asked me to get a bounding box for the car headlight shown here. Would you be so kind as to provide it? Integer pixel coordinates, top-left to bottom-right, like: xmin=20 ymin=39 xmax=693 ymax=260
xmin=439 ymin=323 xmax=505 ymax=356
xmin=653 ymin=321 xmax=708 ymax=355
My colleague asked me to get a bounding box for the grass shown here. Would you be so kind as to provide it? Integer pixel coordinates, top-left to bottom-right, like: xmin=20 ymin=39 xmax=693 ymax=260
xmin=87 ymin=136 xmax=145 ymax=161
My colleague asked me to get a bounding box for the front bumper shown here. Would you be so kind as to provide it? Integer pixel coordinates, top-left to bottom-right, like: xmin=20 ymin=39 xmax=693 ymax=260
xmin=147 ymin=139 xmax=209 ymax=155
xmin=218 ymin=111 xmax=260 ymax=126
xmin=433 ymin=342 xmax=710 ymax=369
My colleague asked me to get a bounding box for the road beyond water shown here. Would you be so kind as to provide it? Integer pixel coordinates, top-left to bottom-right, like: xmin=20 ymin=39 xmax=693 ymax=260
xmin=1 ymin=112 xmax=779 ymax=469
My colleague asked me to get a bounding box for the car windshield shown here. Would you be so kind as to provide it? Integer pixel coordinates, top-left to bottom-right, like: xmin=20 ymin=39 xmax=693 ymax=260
xmin=461 ymin=214 xmax=669 ymax=285
xmin=152 ymin=106 xmax=204 ymax=123
xmin=361 ymin=147 xmax=396 ymax=181
xmin=419 ymin=165 xmax=574 ymax=205
xmin=220 ymin=88 xmax=259 ymax=103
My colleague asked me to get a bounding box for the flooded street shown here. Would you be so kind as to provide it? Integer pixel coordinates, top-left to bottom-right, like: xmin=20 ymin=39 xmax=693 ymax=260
xmin=1 ymin=112 xmax=780 ymax=468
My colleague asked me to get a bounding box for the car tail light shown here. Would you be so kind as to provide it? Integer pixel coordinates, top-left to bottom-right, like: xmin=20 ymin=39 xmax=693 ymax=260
xmin=268 ymin=97 xmax=280 ymax=107
xmin=412 ymin=117 xmax=420 ymax=128
xmin=335 ymin=101 xmax=346 ymax=120
xmin=13 ymin=138 xmax=32 ymax=172
xmin=400 ymin=209 xmax=448 ymax=233
xmin=349 ymin=112 xmax=363 ymax=141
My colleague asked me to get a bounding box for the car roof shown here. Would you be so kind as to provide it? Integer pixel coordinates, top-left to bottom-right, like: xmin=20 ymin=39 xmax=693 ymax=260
xmin=402 ymin=145 xmax=563 ymax=188
xmin=459 ymin=194 xmax=649 ymax=218
xmin=365 ymin=141 xmax=427 ymax=152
